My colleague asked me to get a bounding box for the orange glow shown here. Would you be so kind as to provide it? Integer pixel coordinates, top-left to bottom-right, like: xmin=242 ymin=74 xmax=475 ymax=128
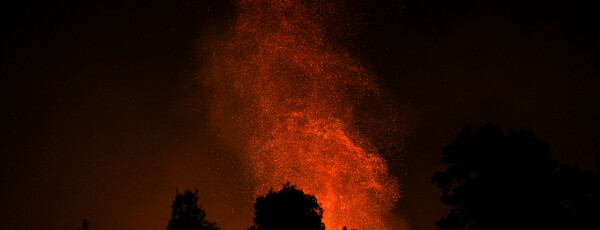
xmin=205 ymin=0 xmax=400 ymax=229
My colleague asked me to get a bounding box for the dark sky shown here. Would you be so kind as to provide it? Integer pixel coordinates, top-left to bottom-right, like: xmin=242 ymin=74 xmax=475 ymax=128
xmin=2 ymin=1 xmax=599 ymax=230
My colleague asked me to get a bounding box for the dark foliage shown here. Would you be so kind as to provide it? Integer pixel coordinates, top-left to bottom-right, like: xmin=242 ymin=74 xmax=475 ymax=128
xmin=167 ymin=189 xmax=219 ymax=230
xmin=433 ymin=125 xmax=600 ymax=230
xmin=77 ymin=220 xmax=88 ymax=230
xmin=248 ymin=183 xmax=325 ymax=230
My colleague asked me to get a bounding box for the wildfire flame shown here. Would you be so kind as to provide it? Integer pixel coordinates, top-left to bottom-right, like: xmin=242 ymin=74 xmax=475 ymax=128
xmin=205 ymin=0 xmax=401 ymax=229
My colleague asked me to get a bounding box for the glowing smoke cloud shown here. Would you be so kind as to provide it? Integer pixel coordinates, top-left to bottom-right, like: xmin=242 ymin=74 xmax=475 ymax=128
xmin=204 ymin=0 xmax=400 ymax=229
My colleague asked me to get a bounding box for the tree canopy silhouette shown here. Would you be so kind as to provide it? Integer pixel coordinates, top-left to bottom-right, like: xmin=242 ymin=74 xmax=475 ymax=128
xmin=248 ymin=183 xmax=325 ymax=230
xmin=77 ymin=220 xmax=88 ymax=230
xmin=167 ymin=189 xmax=219 ymax=230
xmin=433 ymin=125 xmax=600 ymax=230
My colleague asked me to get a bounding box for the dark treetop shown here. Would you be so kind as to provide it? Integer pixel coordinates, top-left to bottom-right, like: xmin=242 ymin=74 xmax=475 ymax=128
xmin=248 ymin=183 xmax=325 ymax=230
xmin=167 ymin=190 xmax=219 ymax=230
xmin=433 ymin=125 xmax=600 ymax=230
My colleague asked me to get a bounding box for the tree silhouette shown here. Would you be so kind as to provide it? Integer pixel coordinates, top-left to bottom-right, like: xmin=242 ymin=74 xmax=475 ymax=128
xmin=554 ymin=156 xmax=600 ymax=230
xmin=77 ymin=220 xmax=88 ymax=230
xmin=248 ymin=183 xmax=325 ymax=230
xmin=433 ymin=125 xmax=600 ymax=230
xmin=167 ymin=189 xmax=219 ymax=230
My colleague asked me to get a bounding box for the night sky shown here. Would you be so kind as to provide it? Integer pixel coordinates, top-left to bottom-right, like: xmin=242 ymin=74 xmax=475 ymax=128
xmin=2 ymin=1 xmax=599 ymax=230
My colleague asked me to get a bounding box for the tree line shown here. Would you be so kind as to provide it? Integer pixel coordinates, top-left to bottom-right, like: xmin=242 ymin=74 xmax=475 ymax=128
xmin=77 ymin=125 xmax=599 ymax=230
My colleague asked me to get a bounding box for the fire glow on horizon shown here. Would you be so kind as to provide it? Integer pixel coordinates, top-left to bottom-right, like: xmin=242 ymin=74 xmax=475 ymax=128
xmin=205 ymin=0 xmax=402 ymax=229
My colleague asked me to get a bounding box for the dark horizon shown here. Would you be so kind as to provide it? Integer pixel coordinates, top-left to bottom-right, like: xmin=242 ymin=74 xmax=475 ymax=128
xmin=2 ymin=0 xmax=599 ymax=230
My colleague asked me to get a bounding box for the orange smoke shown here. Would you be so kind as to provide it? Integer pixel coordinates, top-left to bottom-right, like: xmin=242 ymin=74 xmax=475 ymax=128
xmin=204 ymin=0 xmax=401 ymax=229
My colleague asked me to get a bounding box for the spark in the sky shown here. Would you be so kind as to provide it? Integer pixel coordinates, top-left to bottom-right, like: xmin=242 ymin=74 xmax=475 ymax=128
xmin=204 ymin=1 xmax=402 ymax=229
